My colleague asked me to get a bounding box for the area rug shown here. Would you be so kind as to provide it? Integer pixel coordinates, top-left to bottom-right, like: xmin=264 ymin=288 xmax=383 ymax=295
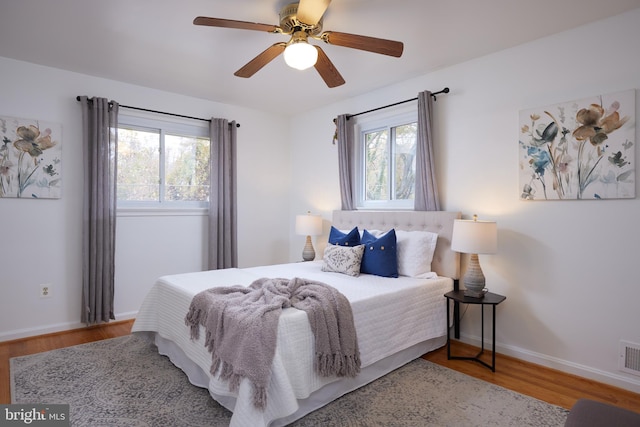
xmin=11 ymin=335 xmax=569 ymax=426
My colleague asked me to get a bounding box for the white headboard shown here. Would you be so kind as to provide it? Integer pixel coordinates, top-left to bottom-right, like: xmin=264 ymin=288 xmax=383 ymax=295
xmin=332 ymin=210 xmax=461 ymax=279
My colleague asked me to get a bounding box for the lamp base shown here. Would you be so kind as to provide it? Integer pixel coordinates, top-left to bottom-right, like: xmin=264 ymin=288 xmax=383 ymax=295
xmin=462 ymin=253 xmax=487 ymax=298
xmin=463 ymin=288 xmax=487 ymax=298
xmin=301 ymin=235 xmax=316 ymax=261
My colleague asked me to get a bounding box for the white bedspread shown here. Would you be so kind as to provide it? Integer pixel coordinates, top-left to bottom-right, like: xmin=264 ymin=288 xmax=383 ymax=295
xmin=131 ymin=261 xmax=452 ymax=427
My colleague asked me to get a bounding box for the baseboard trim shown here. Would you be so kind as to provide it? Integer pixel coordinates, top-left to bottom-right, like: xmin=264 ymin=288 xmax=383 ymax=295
xmin=0 ymin=311 xmax=137 ymax=343
xmin=460 ymin=332 xmax=640 ymax=394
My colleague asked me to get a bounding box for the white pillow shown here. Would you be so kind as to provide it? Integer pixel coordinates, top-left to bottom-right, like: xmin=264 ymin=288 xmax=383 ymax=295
xmin=395 ymin=230 xmax=438 ymax=277
xmin=321 ymin=244 xmax=365 ymax=277
xmin=340 ymin=229 xmax=381 ymax=239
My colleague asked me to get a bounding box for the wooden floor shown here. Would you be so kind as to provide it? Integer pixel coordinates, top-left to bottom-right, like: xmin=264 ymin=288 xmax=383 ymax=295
xmin=2 ymin=320 xmax=639 ymax=415
xmin=423 ymin=340 xmax=640 ymax=414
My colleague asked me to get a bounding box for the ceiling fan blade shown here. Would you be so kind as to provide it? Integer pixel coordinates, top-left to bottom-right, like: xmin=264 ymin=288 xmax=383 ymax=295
xmin=296 ymin=0 xmax=331 ymax=26
xmin=193 ymin=16 xmax=278 ymax=33
xmin=314 ymin=46 xmax=345 ymax=88
xmin=322 ymin=31 xmax=404 ymax=57
xmin=234 ymin=43 xmax=287 ymax=78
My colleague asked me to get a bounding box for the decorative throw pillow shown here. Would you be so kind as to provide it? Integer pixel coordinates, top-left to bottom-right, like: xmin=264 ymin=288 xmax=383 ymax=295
xmin=321 ymin=244 xmax=365 ymax=277
xmin=360 ymin=229 xmax=399 ymax=278
xmin=395 ymin=230 xmax=439 ymax=277
xmin=328 ymin=226 xmax=361 ymax=246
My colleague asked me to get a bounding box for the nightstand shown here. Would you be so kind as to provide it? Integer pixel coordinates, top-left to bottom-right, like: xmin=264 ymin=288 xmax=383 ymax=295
xmin=444 ymin=290 xmax=506 ymax=372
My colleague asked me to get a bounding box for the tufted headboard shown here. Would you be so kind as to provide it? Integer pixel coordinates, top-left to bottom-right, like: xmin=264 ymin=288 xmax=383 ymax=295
xmin=332 ymin=210 xmax=461 ymax=280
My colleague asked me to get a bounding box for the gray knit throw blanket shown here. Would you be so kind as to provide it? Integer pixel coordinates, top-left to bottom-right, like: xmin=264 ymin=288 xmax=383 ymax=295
xmin=184 ymin=277 xmax=361 ymax=410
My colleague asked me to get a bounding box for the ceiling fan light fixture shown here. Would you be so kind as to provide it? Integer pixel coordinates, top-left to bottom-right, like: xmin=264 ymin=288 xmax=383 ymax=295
xmin=194 ymin=1 xmax=403 ymax=87
xmin=283 ymin=40 xmax=318 ymax=70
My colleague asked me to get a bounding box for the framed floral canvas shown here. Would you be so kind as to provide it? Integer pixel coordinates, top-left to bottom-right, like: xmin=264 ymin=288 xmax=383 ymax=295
xmin=0 ymin=115 xmax=62 ymax=199
xmin=519 ymin=90 xmax=635 ymax=200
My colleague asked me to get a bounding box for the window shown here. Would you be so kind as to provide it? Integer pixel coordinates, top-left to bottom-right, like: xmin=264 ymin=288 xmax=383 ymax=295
xmin=355 ymin=109 xmax=417 ymax=209
xmin=117 ymin=115 xmax=210 ymax=208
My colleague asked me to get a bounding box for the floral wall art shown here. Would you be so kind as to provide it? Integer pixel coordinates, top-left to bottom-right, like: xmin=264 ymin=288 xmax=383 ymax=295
xmin=0 ymin=115 xmax=62 ymax=199
xmin=519 ymin=90 xmax=635 ymax=200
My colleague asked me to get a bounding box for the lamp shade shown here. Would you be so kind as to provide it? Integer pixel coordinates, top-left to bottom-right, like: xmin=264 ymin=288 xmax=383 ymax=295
xmin=451 ymin=218 xmax=497 ymax=255
xmin=295 ymin=213 xmax=322 ymax=236
xmin=283 ymin=41 xmax=318 ymax=70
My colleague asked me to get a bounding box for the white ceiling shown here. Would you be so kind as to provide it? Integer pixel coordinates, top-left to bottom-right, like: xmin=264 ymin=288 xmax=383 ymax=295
xmin=2 ymin=0 xmax=639 ymax=115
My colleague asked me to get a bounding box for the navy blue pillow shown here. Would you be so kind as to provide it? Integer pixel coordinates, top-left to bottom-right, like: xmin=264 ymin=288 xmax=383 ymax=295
xmin=328 ymin=226 xmax=361 ymax=246
xmin=360 ymin=229 xmax=399 ymax=278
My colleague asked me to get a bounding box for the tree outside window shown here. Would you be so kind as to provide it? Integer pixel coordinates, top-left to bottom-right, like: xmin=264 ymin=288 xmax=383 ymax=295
xmin=361 ymin=121 xmax=416 ymax=207
xmin=116 ymin=117 xmax=209 ymax=207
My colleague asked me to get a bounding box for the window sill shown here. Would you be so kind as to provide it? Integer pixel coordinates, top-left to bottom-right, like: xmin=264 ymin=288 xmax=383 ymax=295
xmin=356 ymin=206 xmax=415 ymax=211
xmin=117 ymin=207 xmax=208 ymax=217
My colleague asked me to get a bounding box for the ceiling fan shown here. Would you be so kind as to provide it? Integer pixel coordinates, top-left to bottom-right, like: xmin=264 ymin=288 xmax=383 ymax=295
xmin=193 ymin=0 xmax=404 ymax=88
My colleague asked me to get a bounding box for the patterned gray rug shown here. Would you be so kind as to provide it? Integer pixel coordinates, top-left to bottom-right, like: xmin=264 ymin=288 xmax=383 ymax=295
xmin=11 ymin=335 xmax=568 ymax=426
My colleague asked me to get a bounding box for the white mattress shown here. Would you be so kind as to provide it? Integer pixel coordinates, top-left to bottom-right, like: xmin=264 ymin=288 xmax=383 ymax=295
xmin=132 ymin=261 xmax=453 ymax=427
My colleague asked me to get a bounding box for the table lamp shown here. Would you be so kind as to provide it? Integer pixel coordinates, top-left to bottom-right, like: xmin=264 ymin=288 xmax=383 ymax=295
xmin=295 ymin=212 xmax=323 ymax=261
xmin=451 ymin=215 xmax=498 ymax=298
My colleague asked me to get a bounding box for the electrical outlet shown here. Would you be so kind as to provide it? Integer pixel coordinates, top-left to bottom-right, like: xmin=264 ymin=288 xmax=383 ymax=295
xmin=40 ymin=284 xmax=52 ymax=298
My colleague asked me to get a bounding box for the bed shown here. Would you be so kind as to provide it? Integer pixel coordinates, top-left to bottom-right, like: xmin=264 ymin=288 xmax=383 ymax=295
xmin=131 ymin=210 xmax=461 ymax=427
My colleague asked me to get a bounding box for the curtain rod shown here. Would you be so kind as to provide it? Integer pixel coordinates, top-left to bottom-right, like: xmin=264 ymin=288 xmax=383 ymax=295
xmin=75 ymin=96 xmax=240 ymax=127
xmin=346 ymin=87 xmax=450 ymax=120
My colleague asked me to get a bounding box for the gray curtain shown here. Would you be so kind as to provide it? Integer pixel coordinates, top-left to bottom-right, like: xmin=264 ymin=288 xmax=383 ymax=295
xmin=336 ymin=114 xmax=355 ymax=210
xmin=208 ymin=118 xmax=238 ymax=269
xmin=79 ymin=96 xmax=119 ymax=324
xmin=414 ymin=91 xmax=441 ymax=211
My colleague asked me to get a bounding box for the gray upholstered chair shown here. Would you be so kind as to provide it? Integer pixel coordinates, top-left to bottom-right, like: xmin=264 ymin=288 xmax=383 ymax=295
xmin=565 ymin=399 xmax=640 ymax=427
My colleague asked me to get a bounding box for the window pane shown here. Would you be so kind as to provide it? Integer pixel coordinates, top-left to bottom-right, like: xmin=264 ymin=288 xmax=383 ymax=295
xmin=164 ymin=134 xmax=210 ymax=202
xmin=117 ymin=128 xmax=160 ymax=201
xmin=364 ymin=129 xmax=389 ymax=201
xmin=394 ymin=123 xmax=417 ymax=200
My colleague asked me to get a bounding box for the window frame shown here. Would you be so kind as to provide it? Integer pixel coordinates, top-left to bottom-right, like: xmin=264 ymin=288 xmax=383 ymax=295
xmin=353 ymin=105 xmax=418 ymax=210
xmin=116 ymin=113 xmax=210 ymax=211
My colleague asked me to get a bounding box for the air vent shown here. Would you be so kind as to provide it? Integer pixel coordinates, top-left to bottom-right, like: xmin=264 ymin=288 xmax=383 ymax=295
xmin=619 ymin=340 xmax=640 ymax=376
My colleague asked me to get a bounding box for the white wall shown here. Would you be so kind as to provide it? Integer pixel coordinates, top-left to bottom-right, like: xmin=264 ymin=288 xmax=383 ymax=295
xmin=289 ymin=9 xmax=640 ymax=392
xmin=2 ymin=7 xmax=640 ymax=395
xmin=0 ymin=57 xmax=292 ymax=340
